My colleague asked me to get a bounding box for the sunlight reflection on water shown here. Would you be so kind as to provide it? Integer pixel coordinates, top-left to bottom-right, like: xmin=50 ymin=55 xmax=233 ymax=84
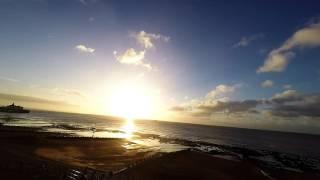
xmin=121 ymin=118 xmax=135 ymax=139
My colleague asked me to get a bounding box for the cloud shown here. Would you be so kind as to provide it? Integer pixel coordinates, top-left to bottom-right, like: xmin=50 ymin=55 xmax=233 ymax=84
xmin=171 ymin=99 xmax=260 ymax=118
xmin=257 ymin=21 xmax=320 ymax=73
xmin=206 ymin=84 xmax=239 ymax=99
xmin=132 ymin=31 xmax=170 ymax=49
xmin=0 ymin=93 xmax=71 ymax=106
xmin=0 ymin=76 xmax=19 ymax=82
xmin=276 ymin=23 xmax=320 ymax=51
xmin=201 ymin=100 xmax=260 ymax=114
xmin=170 ymin=84 xmax=247 ymax=117
xmin=75 ymin=44 xmax=95 ymax=53
xmin=171 ymin=86 xmax=320 ymax=119
xmin=257 ymin=52 xmax=295 ymax=73
xmin=261 ymin=80 xmax=274 ymax=88
xmin=270 ymin=89 xmax=301 ymax=104
xmin=269 ymin=90 xmax=320 ymax=117
xmin=192 ymin=84 xmax=241 ymax=108
xmin=233 ymin=33 xmax=264 ymax=47
xmin=114 ymin=31 xmax=169 ymax=70
xmin=114 ymin=48 xmax=151 ymax=69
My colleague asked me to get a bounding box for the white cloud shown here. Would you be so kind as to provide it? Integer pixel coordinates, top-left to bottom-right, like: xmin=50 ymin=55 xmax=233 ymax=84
xmin=75 ymin=44 xmax=95 ymax=53
xmin=261 ymin=80 xmax=274 ymax=88
xmin=114 ymin=48 xmax=151 ymax=69
xmin=206 ymin=84 xmax=238 ymax=99
xmin=233 ymin=33 xmax=264 ymax=47
xmin=257 ymin=51 xmax=295 ymax=73
xmin=257 ymin=21 xmax=320 ymax=73
xmin=132 ymin=31 xmax=170 ymax=49
xmin=114 ymin=31 xmax=169 ymax=69
xmin=277 ymin=23 xmax=320 ymax=51
xmin=177 ymin=84 xmax=242 ymax=109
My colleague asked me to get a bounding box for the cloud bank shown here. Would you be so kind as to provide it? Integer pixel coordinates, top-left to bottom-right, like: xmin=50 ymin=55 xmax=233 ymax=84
xmin=170 ymin=84 xmax=248 ymax=117
xmin=171 ymin=86 xmax=320 ymax=119
xmin=269 ymin=90 xmax=320 ymax=117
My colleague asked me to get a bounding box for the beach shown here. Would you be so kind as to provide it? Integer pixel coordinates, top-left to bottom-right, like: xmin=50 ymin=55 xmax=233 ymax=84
xmin=0 ymin=125 xmax=319 ymax=180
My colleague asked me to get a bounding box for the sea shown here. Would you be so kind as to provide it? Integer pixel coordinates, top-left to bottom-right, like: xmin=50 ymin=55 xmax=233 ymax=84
xmin=1 ymin=110 xmax=320 ymax=171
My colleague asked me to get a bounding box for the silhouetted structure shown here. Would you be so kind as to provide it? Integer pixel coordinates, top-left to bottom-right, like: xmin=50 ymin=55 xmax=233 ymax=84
xmin=0 ymin=103 xmax=30 ymax=113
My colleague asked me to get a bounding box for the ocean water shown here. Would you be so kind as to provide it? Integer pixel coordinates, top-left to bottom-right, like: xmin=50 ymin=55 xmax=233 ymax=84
xmin=1 ymin=110 xmax=320 ymax=159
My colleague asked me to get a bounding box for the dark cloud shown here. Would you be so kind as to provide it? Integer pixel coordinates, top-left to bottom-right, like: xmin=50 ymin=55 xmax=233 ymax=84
xmin=171 ymin=88 xmax=320 ymax=119
xmin=171 ymin=100 xmax=261 ymax=117
xmin=198 ymin=100 xmax=260 ymax=114
xmin=270 ymin=90 xmax=301 ymax=104
xmin=269 ymin=94 xmax=320 ymax=117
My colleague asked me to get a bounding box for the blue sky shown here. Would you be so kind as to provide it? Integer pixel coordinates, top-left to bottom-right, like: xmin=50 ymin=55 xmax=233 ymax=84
xmin=1 ymin=0 xmax=320 ymax=133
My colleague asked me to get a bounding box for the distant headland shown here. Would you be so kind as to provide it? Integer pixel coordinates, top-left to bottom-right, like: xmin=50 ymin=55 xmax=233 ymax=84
xmin=0 ymin=103 xmax=30 ymax=113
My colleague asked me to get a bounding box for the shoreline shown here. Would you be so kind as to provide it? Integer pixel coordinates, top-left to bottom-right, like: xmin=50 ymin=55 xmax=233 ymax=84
xmin=0 ymin=125 xmax=320 ymax=179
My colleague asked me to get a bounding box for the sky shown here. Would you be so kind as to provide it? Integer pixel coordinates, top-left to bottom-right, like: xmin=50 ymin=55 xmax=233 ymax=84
xmin=1 ymin=0 xmax=320 ymax=134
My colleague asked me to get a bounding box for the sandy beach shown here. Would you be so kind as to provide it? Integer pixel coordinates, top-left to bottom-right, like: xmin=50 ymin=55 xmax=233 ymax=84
xmin=0 ymin=125 xmax=319 ymax=179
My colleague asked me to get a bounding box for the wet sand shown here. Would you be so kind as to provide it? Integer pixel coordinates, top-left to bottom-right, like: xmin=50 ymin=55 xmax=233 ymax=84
xmin=0 ymin=126 xmax=154 ymax=170
xmin=112 ymin=149 xmax=320 ymax=180
xmin=0 ymin=125 xmax=319 ymax=179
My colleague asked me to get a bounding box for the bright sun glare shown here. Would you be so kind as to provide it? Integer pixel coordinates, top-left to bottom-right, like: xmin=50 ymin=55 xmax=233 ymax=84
xmin=122 ymin=118 xmax=135 ymax=138
xmin=107 ymin=81 xmax=155 ymax=120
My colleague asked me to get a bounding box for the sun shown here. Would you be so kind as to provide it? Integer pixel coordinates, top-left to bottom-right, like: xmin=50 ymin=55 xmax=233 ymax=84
xmin=107 ymin=81 xmax=155 ymax=120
